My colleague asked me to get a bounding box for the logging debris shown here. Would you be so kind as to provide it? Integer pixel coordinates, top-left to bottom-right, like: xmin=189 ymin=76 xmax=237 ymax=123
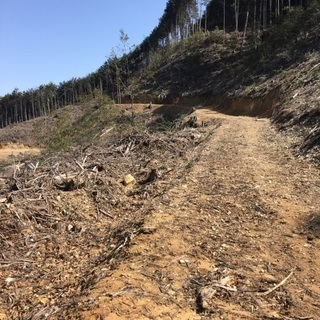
xmin=0 ymin=126 xmax=213 ymax=319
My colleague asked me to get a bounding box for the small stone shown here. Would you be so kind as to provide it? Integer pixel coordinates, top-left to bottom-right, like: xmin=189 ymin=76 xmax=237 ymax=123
xmin=5 ymin=277 xmax=15 ymax=285
xmin=199 ymin=287 xmax=216 ymax=309
xmin=123 ymin=174 xmax=136 ymax=186
xmin=67 ymin=224 xmax=75 ymax=232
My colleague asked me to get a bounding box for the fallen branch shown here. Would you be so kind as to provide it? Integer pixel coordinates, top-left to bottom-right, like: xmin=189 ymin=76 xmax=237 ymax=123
xmin=97 ymin=208 xmax=114 ymax=219
xmin=309 ymin=62 xmax=320 ymax=72
xmin=283 ymin=316 xmax=314 ymax=320
xmin=213 ymin=284 xmax=237 ymax=292
xmin=259 ymin=270 xmax=294 ymax=296
xmin=74 ymin=159 xmax=85 ymax=171
xmin=0 ymin=258 xmax=36 ymax=265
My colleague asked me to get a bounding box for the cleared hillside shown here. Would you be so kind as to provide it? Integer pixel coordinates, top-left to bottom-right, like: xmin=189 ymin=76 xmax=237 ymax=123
xmin=131 ymin=21 xmax=320 ymax=160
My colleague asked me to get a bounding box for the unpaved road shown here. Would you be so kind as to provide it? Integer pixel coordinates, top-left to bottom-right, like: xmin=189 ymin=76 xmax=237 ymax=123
xmin=1 ymin=109 xmax=320 ymax=320
xmin=78 ymin=110 xmax=320 ymax=319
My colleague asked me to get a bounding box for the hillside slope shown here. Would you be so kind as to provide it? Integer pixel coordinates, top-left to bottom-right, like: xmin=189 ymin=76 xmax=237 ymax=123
xmin=133 ymin=24 xmax=320 ymax=159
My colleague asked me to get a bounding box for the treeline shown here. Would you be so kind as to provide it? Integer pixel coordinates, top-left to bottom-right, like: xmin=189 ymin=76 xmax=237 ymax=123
xmin=0 ymin=76 xmax=103 ymax=127
xmin=0 ymin=0 xmax=316 ymax=128
xmin=206 ymin=0 xmax=311 ymax=33
xmin=125 ymin=0 xmax=311 ymax=68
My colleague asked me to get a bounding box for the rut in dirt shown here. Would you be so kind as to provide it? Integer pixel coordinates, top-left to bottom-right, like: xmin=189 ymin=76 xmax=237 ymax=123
xmin=77 ymin=111 xmax=320 ymax=320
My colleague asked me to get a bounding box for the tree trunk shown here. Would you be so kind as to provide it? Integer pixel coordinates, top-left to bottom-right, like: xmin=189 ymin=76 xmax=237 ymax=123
xmin=223 ymin=0 xmax=226 ymax=39
xmin=263 ymin=0 xmax=268 ymax=31
xmin=235 ymin=0 xmax=239 ymax=34
xmin=241 ymin=11 xmax=249 ymax=49
xmin=253 ymin=0 xmax=257 ymax=40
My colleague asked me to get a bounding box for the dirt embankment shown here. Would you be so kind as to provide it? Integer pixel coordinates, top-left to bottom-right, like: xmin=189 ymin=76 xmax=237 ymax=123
xmin=1 ymin=106 xmax=319 ymax=319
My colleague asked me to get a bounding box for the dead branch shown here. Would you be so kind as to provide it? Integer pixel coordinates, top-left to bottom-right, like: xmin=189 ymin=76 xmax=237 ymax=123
xmin=259 ymin=270 xmax=294 ymax=296
xmin=97 ymin=208 xmax=114 ymax=219
xmin=212 ymin=284 xmax=238 ymax=292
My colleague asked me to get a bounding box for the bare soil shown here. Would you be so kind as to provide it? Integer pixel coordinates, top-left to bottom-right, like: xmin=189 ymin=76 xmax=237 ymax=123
xmin=78 ymin=110 xmax=320 ymax=319
xmin=1 ymin=107 xmax=320 ymax=319
xmin=0 ymin=143 xmax=41 ymax=161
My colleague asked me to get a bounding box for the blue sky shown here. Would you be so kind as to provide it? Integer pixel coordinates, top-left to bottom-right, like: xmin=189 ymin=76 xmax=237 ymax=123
xmin=0 ymin=0 xmax=168 ymax=96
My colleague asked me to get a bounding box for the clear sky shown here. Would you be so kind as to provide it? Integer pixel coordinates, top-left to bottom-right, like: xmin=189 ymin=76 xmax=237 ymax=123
xmin=0 ymin=0 xmax=168 ymax=97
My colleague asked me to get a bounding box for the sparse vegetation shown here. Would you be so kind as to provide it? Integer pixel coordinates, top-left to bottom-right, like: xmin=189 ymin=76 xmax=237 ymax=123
xmin=32 ymin=91 xmax=119 ymax=152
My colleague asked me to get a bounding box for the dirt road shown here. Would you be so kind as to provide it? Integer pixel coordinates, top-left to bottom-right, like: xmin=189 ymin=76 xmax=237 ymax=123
xmin=77 ymin=110 xmax=320 ymax=319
